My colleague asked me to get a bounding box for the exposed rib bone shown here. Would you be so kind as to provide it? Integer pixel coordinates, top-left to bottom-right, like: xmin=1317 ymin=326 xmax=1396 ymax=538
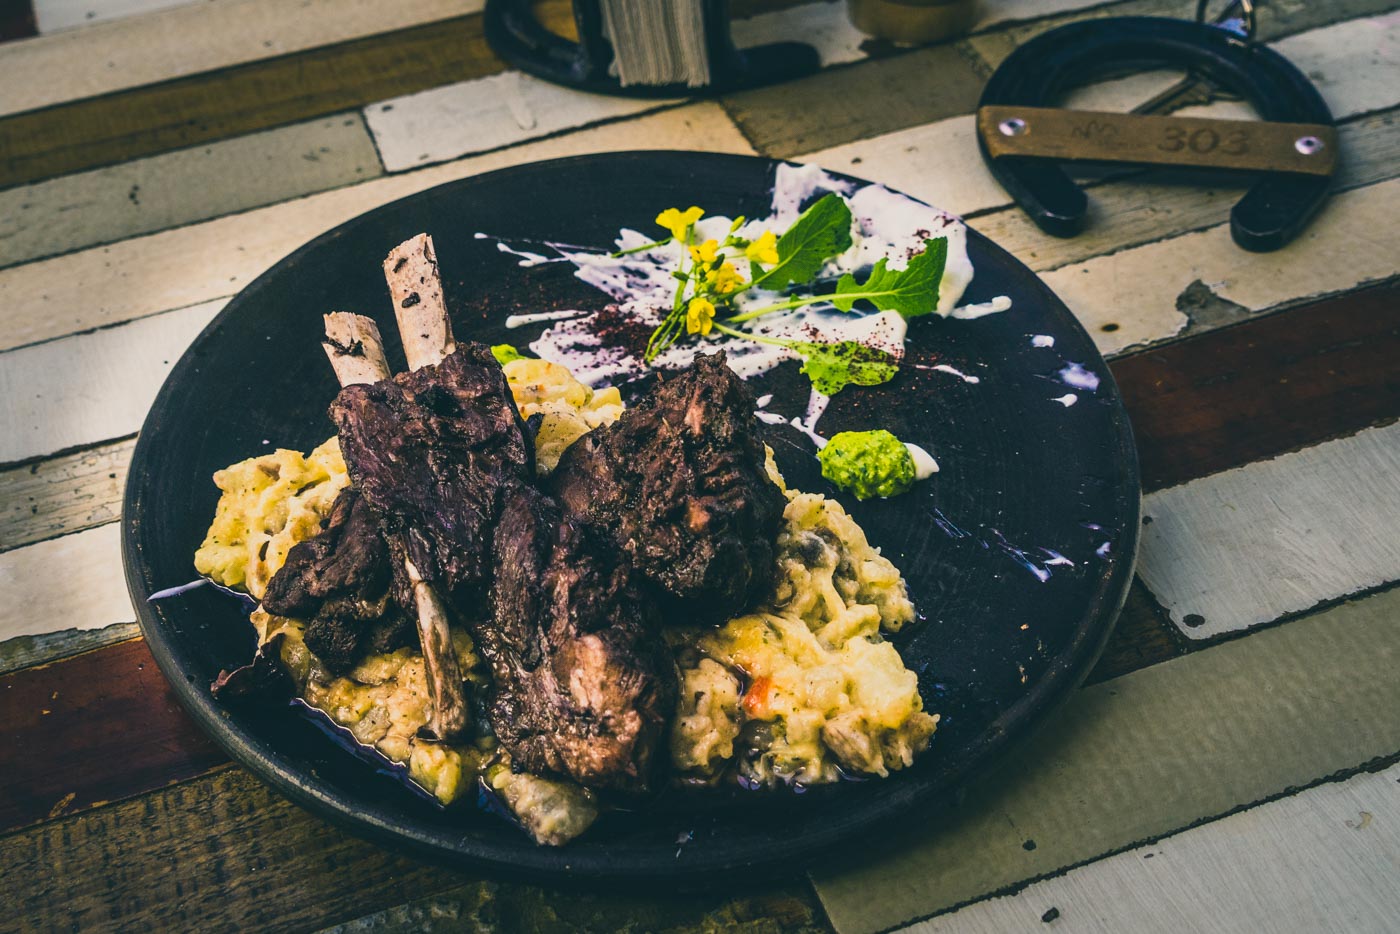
xmin=322 ymin=313 xmax=391 ymax=386
xmin=322 ymin=311 xmax=470 ymax=742
xmin=383 ymin=234 xmax=456 ymax=370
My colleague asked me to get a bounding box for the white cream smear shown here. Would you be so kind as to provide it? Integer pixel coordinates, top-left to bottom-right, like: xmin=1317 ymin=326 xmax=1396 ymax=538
xmin=906 ymin=443 xmax=939 ymax=480
xmin=490 ymin=164 xmax=976 ymax=421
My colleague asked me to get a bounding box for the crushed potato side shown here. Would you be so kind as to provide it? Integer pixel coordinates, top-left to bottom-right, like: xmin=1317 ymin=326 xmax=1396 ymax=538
xmin=194 ymin=439 xmax=348 ymax=600
xmin=502 ymin=357 xmax=623 ymax=474
xmin=671 ymin=462 xmax=937 ymax=787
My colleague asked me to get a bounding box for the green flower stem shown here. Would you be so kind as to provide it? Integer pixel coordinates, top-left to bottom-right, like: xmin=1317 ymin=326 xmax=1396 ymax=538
xmin=725 ymin=294 xmax=827 ymax=323
xmin=711 ymin=320 xmax=788 ymax=349
xmin=611 ymin=237 xmax=672 ymax=258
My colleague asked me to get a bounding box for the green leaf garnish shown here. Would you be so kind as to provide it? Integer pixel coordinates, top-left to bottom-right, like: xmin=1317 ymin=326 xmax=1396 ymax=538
xmin=491 ymin=343 xmax=525 ymax=365
xmin=830 ymin=237 xmax=948 ymax=318
xmin=750 ymin=193 xmax=853 ymax=292
xmin=791 ymin=340 xmax=899 ymax=395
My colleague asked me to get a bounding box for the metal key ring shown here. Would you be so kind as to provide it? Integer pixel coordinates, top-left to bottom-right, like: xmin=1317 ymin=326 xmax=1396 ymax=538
xmin=1196 ymin=0 xmax=1255 ymax=40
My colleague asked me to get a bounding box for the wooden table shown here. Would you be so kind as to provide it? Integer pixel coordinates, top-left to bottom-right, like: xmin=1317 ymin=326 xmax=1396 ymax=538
xmin=2 ymin=1 xmax=1398 ymax=930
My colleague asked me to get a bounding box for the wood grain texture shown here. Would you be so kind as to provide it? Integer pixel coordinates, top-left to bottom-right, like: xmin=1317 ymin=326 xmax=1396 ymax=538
xmin=0 ymin=13 xmax=498 ymax=189
xmin=0 ymin=0 xmax=482 ymax=117
xmin=720 ymin=41 xmax=987 ymax=158
xmin=0 ymin=101 xmax=751 ymax=352
xmin=0 ymin=299 xmax=220 ymax=463
xmin=0 ymin=437 xmax=132 ymax=551
xmin=0 ymin=112 xmax=381 ymax=269
xmin=32 ymin=0 xmax=190 ymax=33
xmin=812 ymin=585 xmax=1400 ymax=934
xmin=905 ymin=760 xmax=1400 ymax=934
xmin=364 ymin=72 xmax=673 ymax=172
xmin=0 ymin=637 xmax=227 ymax=834
xmin=0 ymin=763 xmax=822 ymax=933
xmin=1138 ymin=422 xmax=1400 ymax=639
xmin=1041 ymin=176 xmax=1400 ymax=356
xmin=0 ymin=523 xmax=130 ymax=643
xmin=0 ymin=620 xmax=139 ymax=677
xmin=1115 ymin=280 xmax=1400 ymax=492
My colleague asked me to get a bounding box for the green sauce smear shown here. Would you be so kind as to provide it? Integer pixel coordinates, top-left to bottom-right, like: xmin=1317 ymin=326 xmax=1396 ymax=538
xmin=818 ymin=430 xmax=917 ymax=500
xmin=491 ymin=343 xmax=525 ymax=365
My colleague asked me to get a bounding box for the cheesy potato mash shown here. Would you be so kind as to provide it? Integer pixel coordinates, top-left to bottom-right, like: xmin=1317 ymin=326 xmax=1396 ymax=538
xmin=196 ymin=356 xmax=935 ymax=843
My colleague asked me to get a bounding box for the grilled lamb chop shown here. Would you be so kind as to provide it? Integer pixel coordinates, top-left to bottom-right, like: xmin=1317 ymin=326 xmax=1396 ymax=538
xmin=549 ymin=351 xmax=786 ymax=619
xmin=485 ymin=484 xmax=675 ymax=790
xmin=262 ymin=488 xmax=414 ymax=675
xmin=329 ymin=342 xmax=534 ymax=600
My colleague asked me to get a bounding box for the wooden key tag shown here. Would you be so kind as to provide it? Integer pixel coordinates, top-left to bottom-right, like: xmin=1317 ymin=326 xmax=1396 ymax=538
xmin=977 ymin=106 xmax=1337 ymax=177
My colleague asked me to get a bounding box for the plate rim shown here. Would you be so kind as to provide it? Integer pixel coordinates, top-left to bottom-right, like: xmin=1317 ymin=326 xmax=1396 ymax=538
xmin=122 ymin=149 xmax=1141 ymax=883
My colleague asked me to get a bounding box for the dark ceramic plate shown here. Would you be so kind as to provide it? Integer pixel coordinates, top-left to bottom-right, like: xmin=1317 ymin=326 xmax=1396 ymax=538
xmin=123 ymin=151 xmax=1139 ymax=883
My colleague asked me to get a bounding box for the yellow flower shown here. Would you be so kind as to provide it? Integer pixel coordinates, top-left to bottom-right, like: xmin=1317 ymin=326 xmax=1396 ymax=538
xmin=746 ymin=230 xmax=779 ymax=265
xmin=707 ymin=261 xmax=743 ymax=294
xmin=686 ymin=296 xmax=716 ymax=336
xmin=656 ymin=206 xmax=704 ymax=241
xmin=688 ymin=239 xmax=719 ymax=265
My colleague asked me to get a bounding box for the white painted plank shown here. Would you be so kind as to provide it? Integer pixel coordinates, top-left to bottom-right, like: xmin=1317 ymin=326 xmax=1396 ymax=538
xmin=1041 ymin=175 xmax=1400 ymax=356
xmin=0 ymin=524 xmax=130 ymax=642
xmin=0 ymin=102 xmax=753 ymax=354
xmin=34 ymin=0 xmax=194 ymax=34
xmin=1139 ymin=423 xmax=1400 ymax=639
xmin=731 ymin=0 xmax=870 ymax=67
xmin=364 ymin=71 xmax=675 ymax=172
xmin=905 ymin=762 xmax=1400 ymax=934
xmin=0 ymin=0 xmax=482 ymax=118
xmin=812 ymin=586 xmax=1400 ymax=934
xmin=1271 ymin=10 xmax=1400 ymax=119
xmin=0 ymin=300 xmax=222 ymax=464
xmin=0 ymin=113 xmax=381 ymax=270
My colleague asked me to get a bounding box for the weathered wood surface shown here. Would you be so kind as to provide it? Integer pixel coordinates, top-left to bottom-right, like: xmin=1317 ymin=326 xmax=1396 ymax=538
xmin=0 ymin=101 xmax=751 ymax=353
xmin=811 ymin=585 xmax=1400 ymax=934
xmin=0 ymin=299 xmax=220 ymax=464
xmin=0 ymin=637 xmax=226 ymax=834
xmin=0 ymin=764 xmax=824 ymax=933
xmin=0 ymin=438 xmax=132 ymax=552
xmin=905 ymin=760 xmax=1400 ymax=934
xmin=19 ymin=0 xmax=467 ymax=71
xmin=1116 ymin=280 xmax=1400 ymax=492
xmin=0 ymin=113 xmax=381 ymax=269
xmin=0 ymin=523 xmax=129 ymax=644
xmin=0 ymin=12 xmax=500 ymax=188
xmin=1138 ymin=422 xmax=1400 ymax=639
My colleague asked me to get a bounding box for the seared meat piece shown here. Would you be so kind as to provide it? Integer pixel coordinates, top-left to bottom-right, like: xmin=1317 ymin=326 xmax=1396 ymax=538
xmin=549 ymin=352 xmax=785 ymax=618
xmin=329 ymin=343 xmax=534 ymax=599
xmin=262 ymin=489 xmax=413 ymax=675
xmin=483 ymin=484 xmax=675 ymax=791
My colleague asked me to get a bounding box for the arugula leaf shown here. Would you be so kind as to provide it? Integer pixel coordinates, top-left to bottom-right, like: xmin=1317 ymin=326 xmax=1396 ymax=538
xmin=750 ymin=193 xmax=853 ymax=292
xmin=788 ymin=340 xmax=898 ymax=396
xmin=830 ymin=237 xmax=948 ymax=318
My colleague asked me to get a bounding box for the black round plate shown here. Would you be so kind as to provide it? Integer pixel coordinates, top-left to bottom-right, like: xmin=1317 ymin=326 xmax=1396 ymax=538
xmin=123 ymin=151 xmax=1139 ymax=883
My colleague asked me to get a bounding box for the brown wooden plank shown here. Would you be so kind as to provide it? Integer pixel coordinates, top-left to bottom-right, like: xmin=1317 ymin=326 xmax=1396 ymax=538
xmin=0 ymin=638 xmax=228 ymax=834
xmin=720 ymin=41 xmax=987 ymax=158
xmin=0 ymin=13 xmax=497 ymax=189
xmin=0 ymin=0 xmax=35 ymax=42
xmin=1112 ymin=278 xmax=1400 ymax=493
xmin=0 ymin=765 xmax=826 ymax=933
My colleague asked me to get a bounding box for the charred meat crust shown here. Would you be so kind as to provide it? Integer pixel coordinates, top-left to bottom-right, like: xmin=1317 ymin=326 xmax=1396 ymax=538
xmin=485 ymin=484 xmax=676 ymax=791
xmin=262 ymin=489 xmax=414 ymax=675
xmin=329 ymin=343 xmax=534 ymax=600
xmin=549 ymin=351 xmax=786 ymax=619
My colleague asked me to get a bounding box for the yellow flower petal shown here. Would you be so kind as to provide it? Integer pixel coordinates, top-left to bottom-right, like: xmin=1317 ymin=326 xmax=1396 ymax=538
xmin=746 ymin=230 xmax=779 ymax=266
xmin=709 ymin=261 xmax=743 ymax=294
xmin=656 ymin=206 xmax=704 ymax=242
xmin=686 ymin=296 xmax=716 ymax=336
xmin=688 ymin=239 xmax=719 ymax=264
